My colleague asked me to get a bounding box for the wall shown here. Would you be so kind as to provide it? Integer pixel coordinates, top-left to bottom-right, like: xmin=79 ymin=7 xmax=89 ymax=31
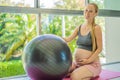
xmin=105 ymin=0 xmax=120 ymax=63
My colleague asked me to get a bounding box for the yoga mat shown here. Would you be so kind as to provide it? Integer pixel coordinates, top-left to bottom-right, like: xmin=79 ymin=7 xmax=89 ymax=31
xmin=63 ymin=69 xmax=120 ymax=80
xmin=93 ymin=69 xmax=120 ymax=80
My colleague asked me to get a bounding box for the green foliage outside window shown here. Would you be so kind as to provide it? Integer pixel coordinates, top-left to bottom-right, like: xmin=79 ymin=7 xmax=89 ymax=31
xmin=0 ymin=13 xmax=37 ymax=77
xmin=0 ymin=0 xmax=105 ymax=78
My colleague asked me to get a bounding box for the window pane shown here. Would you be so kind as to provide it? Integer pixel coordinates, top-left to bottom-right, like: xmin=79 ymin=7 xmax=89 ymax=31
xmin=0 ymin=0 xmax=34 ymax=7
xmin=89 ymin=0 xmax=104 ymax=9
xmin=90 ymin=0 xmax=120 ymax=11
xmin=0 ymin=13 xmax=37 ymax=77
xmin=40 ymin=0 xmax=85 ymax=10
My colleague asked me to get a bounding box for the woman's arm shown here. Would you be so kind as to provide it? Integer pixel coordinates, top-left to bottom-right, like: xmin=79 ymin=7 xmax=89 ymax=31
xmin=63 ymin=26 xmax=79 ymax=42
xmin=88 ymin=25 xmax=103 ymax=62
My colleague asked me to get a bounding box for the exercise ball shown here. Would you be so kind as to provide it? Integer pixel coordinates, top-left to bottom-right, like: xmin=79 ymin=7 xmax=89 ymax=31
xmin=22 ymin=34 xmax=72 ymax=80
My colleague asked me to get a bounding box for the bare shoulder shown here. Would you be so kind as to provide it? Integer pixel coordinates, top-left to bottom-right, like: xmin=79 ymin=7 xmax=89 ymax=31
xmin=94 ymin=24 xmax=102 ymax=37
xmin=94 ymin=24 xmax=102 ymax=31
xmin=76 ymin=26 xmax=80 ymax=29
xmin=74 ymin=25 xmax=81 ymax=31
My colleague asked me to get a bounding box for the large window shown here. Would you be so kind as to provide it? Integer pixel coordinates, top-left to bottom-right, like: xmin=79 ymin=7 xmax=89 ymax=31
xmin=0 ymin=0 xmax=34 ymax=7
xmin=0 ymin=13 xmax=37 ymax=77
xmin=1 ymin=0 xmax=120 ymax=78
xmin=40 ymin=0 xmax=85 ymax=10
xmin=0 ymin=0 xmax=87 ymax=78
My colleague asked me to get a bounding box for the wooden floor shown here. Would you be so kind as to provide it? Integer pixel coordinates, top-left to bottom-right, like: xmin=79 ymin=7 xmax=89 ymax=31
xmin=0 ymin=62 xmax=120 ymax=80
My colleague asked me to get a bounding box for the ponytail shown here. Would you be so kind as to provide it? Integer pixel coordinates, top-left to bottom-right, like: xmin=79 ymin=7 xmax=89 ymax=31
xmin=89 ymin=3 xmax=98 ymax=52
xmin=90 ymin=19 xmax=96 ymax=52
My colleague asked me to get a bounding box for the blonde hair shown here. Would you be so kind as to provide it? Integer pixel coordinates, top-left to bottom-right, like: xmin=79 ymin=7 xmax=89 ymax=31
xmin=88 ymin=3 xmax=98 ymax=52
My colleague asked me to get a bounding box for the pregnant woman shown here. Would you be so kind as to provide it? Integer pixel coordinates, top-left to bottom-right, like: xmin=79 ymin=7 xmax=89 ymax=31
xmin=63 ymin=3 xmax=103 ymax=80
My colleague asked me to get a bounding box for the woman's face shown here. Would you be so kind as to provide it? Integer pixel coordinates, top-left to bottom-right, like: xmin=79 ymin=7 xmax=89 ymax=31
xmin=84 ymin=4 xmax=97 ymax=20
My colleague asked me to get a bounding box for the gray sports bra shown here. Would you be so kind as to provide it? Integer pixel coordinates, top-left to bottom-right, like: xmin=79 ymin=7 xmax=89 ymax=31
xmin=76 ymin=26 xmax=92 ymax=51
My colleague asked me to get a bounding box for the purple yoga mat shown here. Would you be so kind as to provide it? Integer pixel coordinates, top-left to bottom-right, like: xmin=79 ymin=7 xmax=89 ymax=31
xmin=63 ymin=69 xmax=120 ymax=80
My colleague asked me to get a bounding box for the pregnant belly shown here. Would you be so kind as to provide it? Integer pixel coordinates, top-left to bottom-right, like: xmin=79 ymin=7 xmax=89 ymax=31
xmin=74 ymin=48 xmax=92 ymax=61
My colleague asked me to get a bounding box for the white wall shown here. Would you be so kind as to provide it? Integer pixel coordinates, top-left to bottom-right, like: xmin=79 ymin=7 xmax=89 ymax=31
xmin=105 ymin=0 xmax=120 ymax=63
xmin=105 ymin=17 xmax=120 ymax=63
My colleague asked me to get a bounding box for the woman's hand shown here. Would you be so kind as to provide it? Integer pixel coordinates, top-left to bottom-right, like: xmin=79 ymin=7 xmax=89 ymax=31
xmin=76 ymin=59 xmax=91 ymax=65
xmin=62 ymin=37 xmax=67 ymax=42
